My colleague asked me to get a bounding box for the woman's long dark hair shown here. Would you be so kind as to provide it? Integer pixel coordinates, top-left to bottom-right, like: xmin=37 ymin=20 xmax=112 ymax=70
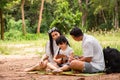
xmin=48 ymin=27 xmax=62 ymax=57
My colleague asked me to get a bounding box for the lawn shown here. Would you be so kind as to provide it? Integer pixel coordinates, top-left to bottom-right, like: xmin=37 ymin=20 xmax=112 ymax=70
xmin=0 ymin=30 xmax=120 ymax=56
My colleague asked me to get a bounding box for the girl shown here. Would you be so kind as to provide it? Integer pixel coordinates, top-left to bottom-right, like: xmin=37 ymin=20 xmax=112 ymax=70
xmin=24 ymin=27 xmax=62 ymax=72
xmin=50 ymin=35 xmax=74 ymax=74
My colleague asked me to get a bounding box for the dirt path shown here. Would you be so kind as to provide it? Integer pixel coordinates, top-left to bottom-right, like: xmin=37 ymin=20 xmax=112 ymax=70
xmin=0 ymin=54 xmax=120 ymax=80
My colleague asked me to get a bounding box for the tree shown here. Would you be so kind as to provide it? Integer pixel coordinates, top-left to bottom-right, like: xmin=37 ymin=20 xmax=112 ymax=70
xmin=37 ymin=0 xmax=44 ymax=34
xmin=114 ymin=0 xmax=119 ymax=29
xmin=0 ymin=8 xmax=4 ymax=40
xmin=78 ymin=0 xmax=90 ymax=27
xmin=0 ymin=0 xmax=9 ymax=40
xmin=21 ymin=0 xmax=26 ymax=35
xmin=89 ymin=0 xmax=120 ymax=30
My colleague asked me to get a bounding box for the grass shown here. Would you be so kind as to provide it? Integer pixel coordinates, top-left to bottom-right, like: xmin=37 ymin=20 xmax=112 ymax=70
xmin=0 ymin=33 xmax=48 ymax=55
xmin=0 ymin=31 xmax=120 ymax=56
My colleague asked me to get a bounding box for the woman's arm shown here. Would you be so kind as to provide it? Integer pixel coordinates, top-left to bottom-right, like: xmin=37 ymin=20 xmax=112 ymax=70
xmin=40 ymin=54 xmax=48 ymax=63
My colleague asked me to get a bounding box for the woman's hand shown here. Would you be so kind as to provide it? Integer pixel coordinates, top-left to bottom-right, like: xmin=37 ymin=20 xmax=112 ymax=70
xmin=39 ymin=54 xmax=48 ymax=65
xmin=39 ymin=59 xmax=44 ymax=65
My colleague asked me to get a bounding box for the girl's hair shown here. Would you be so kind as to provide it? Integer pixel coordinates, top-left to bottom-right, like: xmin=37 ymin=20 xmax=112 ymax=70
xmin=56 ymin=35 xmax=70 ymax=46
xmin=48 ymin=27 xmax=62 ymax=57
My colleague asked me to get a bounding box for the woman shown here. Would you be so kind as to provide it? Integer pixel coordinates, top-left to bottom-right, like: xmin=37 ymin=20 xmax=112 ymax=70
xmin=24 ymin=27 xmax=62 ymax=72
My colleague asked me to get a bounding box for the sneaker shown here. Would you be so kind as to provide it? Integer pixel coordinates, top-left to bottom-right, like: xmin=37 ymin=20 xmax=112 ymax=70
xmin=52 ymin=69 xmax=63 ymax=75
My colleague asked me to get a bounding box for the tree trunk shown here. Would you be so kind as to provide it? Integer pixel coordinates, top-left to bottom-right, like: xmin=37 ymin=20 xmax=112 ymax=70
xmin=0 ymin=8 xmax=4 ymax=40
xmin=21 ymin=0 xmax=26 ymax=35
xmin=81 ymin=11 xmax=88 ymax=27
xmin=114 ymin=0 xmax=119 ymax=29
xmin=37 ymin=0 xmax=44 ymax=34
xmin=101 ymin=10 xmax=107 ymax=24
xmin=78 ymin=0 xmax=89 ymax=27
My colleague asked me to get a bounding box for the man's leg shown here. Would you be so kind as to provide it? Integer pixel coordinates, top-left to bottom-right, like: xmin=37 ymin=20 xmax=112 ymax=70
xmin=70 ymin=60 xmax=84 ymax=72
xmin=59 ymin=65 xmax=70 ymax=71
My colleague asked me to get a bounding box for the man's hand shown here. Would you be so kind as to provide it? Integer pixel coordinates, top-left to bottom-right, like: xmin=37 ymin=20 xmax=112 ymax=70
xmin=68 ymin=55 xmax=81 ymax=62
xmin=68 ymin=56 xmax=75 ymax=62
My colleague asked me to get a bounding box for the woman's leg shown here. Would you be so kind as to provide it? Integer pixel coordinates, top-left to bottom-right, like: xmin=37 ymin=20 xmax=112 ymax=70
xmin=24 ymin=60 xmax=48 ymax=72
xmin=70 ymin=60 xmax=85 ymax=72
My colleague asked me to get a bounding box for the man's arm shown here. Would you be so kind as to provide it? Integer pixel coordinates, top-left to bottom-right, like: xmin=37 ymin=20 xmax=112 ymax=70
xmin=80 ymin=57 xmax=92 ymax=62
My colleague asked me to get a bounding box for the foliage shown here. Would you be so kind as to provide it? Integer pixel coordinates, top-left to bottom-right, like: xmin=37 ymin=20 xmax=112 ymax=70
xmin=50 ymin=0 xmax=82 ymax=33
xmin=87 ymin=0 xmax=119 ymax=31
xmin=4 ymin=30 xmax=47 ymax=41
xmin=1 ymin=0 xmax=120 ymax=38
xmin=6 ymin=19 xmax=31 ymax=32
xmin=4 ymin=29 xmax=23 ymax=40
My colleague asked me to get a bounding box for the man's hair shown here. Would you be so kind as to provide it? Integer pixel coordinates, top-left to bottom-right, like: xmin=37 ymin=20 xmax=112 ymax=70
xmin=70 ymin=27 xmax=83 ymax=37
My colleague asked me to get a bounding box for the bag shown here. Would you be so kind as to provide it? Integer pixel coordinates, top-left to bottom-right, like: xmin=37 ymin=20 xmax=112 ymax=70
xmin=103 ymin=46 xmax=120 ymax=74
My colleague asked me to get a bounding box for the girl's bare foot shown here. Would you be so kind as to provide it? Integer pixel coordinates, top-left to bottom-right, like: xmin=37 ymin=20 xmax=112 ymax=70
xmin=52 ymin=69 xmax=63 ymax=75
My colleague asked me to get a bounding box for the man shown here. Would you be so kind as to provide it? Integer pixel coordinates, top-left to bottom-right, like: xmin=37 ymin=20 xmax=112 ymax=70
xmin=69 ymin=27 xmax=105 ymax=73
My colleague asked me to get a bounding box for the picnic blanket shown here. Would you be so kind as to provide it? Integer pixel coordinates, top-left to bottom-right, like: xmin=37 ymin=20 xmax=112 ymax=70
xmin=27 ymin=70 xmax=105 ymax=77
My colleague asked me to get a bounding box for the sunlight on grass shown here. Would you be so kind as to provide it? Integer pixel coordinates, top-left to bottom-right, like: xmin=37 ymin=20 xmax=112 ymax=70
xmin=92 ymin=31 xmax=120 ymax=49
xmin=0 ymin=33 xmax=48 ymax=55
xmin=0 ymin=31 xmax=120 ymax=56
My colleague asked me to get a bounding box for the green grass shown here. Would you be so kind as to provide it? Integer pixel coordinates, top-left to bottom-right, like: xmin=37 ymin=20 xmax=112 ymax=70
xmin=91 ymin=31 xmax=120 ymax=49
xmin=0 ymin=31 xmax=120 ymax=56
xmin=0 ymin=33 xmax=48 ymax=55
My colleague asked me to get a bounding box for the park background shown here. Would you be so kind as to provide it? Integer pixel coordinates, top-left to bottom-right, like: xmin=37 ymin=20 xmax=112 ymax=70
xmin=1 ymin=0 xmax=120 ymax=80
xmin=0 ymin=0 xmax=120 ymax=56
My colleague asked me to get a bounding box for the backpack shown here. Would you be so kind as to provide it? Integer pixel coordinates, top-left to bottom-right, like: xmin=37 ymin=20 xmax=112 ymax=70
xmin=103 ymin=46 xmax=120 ymax=74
